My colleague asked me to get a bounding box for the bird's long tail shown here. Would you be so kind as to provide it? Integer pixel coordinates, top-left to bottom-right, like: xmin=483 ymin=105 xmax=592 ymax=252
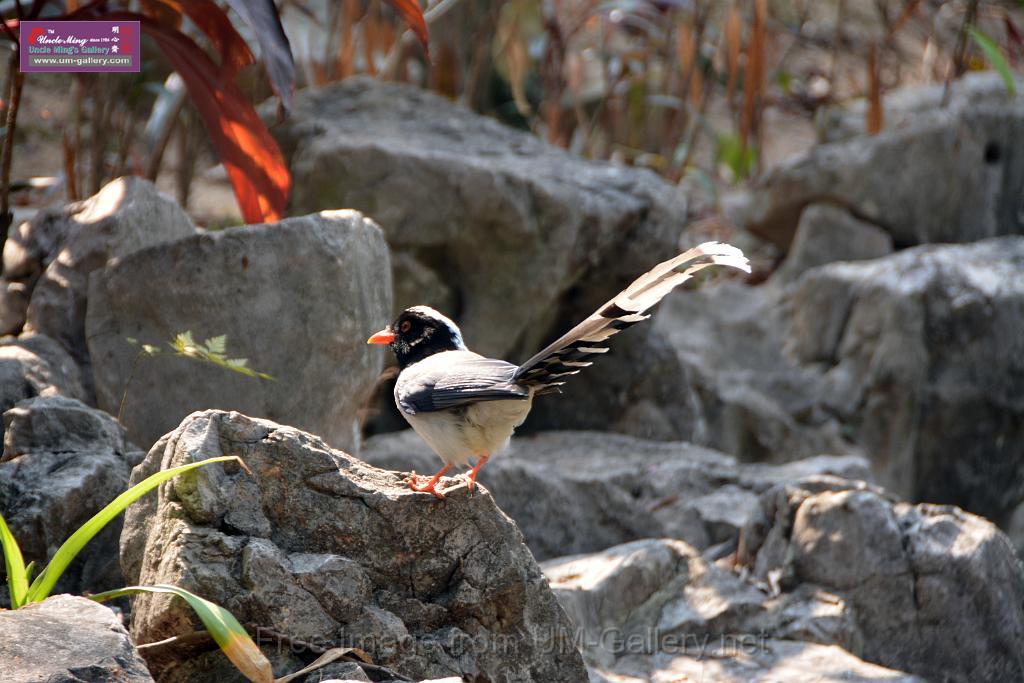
xmin=513 ymin=241 xmax=750 ymax=392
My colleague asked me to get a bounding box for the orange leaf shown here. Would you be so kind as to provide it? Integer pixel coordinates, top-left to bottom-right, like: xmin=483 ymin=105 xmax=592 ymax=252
xmin=386 ymin=0 xmax=429 ymax=58
xmin=148 ymin=0 xmax=255 ymax=78
xmin=109 ymin=12 xmax=290 ymax=223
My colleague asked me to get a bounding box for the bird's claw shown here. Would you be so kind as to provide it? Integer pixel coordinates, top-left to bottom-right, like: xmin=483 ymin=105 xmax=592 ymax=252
xmin=405 ymin=470 xmax=447 ymax=500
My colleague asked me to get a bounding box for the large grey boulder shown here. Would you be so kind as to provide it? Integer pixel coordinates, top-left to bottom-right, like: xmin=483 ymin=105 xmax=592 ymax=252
xmin=362 ymin=429 xmax=871 ymax=561
xmin=0 ymin=396 xmax=141 ymax=599
xmin=738 ymin=477 xmax=1024 ymax=682
xmin=652 ymin=280 xmax=855 ymax=462
xmin=726 ymin=102 xmax=1024 ymax=248
xmin=120 ymin=410 xmax=587 ymax=682
xmin=774 ymin=203 xmax=893 ymax=282
xmin=0 ymin=333 xmax=85 ymax=415
xmin=268 ymin=77 xmax=696 ymax=438
xmin=789 ymin=237 xmax=1024 ymax=525
xmin=543 ymin=538 xmax=922 ymax=683
xmin=0 ymin=594 xmax=153 ymax=682
xmin=86 ymin=211 xmax=391 ymax=453
xmin=18 ymin=177 xmax=196 ymax=382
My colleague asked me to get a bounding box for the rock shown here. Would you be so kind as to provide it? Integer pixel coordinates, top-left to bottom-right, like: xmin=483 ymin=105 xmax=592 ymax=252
xmin=86 ymin=210 xmax=391 ymax=453
xmin=726 ymin=102 xmax=1024 ymax=248
xmin=389 ymin=252 xmax=456 ymax=319
xmin=739 ymin=477 xmax=1024 ymax=682
xmin=22 ymin=177 xmax=197 ymax=386
xmin=0 ymin=594 xmax=153 ymax=682
xmin=2 ymin=394 xmax=126 ymax=460
xmin=788 ymin=237 xmax=1024 ymax=524
xmin=652 ymin=280 xmax=856 ymax=462
xmin=543 ymin=538 xmax=922 ymax=682
xmin=774 ymin=203 xmax=893 ymax=282
xmin=0 ymin=333 xmax=85 ymax=415
xmin=268 ymin=77 xmax=692 ymax=437
xmin=3 ymin=207 xmax=68 ymax=281
xmin=589 ymin=641 xmax=924 ymax=682
xmin=120 ymin=410 xmax=587 ymax=682
xmin=0 ymin=396 xmax=141 ymax=599
xmin=362 ymin=429 xmax=872 ymax=561
xmin=816 ymin=71 xmax=1024 ymax=143
xmin=0 ymin=280 xmax=28 ymax=335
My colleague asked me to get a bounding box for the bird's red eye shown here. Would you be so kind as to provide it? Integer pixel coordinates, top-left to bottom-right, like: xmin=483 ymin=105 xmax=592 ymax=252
xmin=399 ymin=320 xmax=412 ymax=333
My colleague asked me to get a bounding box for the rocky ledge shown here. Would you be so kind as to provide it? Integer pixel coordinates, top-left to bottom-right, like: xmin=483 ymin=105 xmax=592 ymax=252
xmin=120 ymin=409 xmax=588 ymax=682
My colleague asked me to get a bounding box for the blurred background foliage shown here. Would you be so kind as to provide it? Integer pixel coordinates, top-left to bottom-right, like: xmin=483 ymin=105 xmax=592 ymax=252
xmin=2 ymin=0 xmax=1022 ymax=226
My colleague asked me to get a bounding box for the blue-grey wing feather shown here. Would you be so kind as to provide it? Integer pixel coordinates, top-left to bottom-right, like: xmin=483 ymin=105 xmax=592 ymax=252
xmin=396 ymin=353 xmax=529 ymax=415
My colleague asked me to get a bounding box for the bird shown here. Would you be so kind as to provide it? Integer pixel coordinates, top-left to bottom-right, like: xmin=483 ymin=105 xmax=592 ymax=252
xmin=367 ymin=241 xmax=750 ymax=499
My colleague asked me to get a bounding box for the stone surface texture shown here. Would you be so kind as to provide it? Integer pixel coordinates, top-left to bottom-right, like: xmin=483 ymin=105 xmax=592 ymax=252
xmin=0 ymin=396 xmax=141 ymax=599
xmin=543 ymin=538 xmax=924 ymax=683
xmin=362 ymin=428 xmax=871 ymax=561
xmin=86 ymin=210 xmax=391 ymax=454
xmin=19 ymin=177 xmax=196 ymax=389
xmin=789 ymin=237 xmax=1024 ymax=524
xmin=738 ymin=476 xmax=1024 ymax=683
xmin=0 ymin=333 xmax=85 ymax=415
xmin=120 ymin=410 xmax=588 ymax=683
xmin=0 ymin=594 xmax=153 ymax=682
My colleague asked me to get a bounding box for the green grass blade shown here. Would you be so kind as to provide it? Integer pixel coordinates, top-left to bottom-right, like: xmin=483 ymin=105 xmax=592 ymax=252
xmin=26 ymin=456 xmax=244 ymax=603
xmin=0 ymin=512 xmax=28 ymax=608
xmin=92 ymin=584 xmax=272 ymax=683
xmin=968 ymin=26 xmax=1017 ymax=96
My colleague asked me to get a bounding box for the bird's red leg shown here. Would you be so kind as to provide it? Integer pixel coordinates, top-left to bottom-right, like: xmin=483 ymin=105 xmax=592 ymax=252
xmin=467 ymin=455 xmax=490 ymax=493
xmin=406 ymin=465 xmax=452 ymax=499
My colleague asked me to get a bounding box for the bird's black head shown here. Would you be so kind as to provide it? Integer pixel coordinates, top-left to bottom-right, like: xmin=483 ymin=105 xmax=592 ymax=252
xmin=367 ymin=306 xmax=466 ymax=368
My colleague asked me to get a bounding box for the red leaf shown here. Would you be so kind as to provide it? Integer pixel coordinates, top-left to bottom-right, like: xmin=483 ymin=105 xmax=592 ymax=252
xmin=386 ymin=0 xmax=429 ymax=57
xmin=107 ymin=12 xmax=289 ymax=224
xmin=148 ymin=0 xmax=255 ymax=78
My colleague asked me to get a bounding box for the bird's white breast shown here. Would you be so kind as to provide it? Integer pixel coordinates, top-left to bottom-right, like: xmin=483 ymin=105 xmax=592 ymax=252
xmin=399 ymin=395 xmax=534 ymax=467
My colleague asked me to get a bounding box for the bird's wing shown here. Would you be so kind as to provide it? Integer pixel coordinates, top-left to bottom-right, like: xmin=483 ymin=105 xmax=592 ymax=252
xmin=396 ymin=352 xmax=529 ymax=415
xmin=513 ymin=241 xmax=750 ymax=391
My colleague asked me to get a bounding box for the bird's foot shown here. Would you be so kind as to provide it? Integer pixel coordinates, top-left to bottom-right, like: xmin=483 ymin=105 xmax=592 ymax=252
xmin=405 ymin=466 xmax=451 ymax=500
xmin=466 ymin=455 xmax=490 ymax=495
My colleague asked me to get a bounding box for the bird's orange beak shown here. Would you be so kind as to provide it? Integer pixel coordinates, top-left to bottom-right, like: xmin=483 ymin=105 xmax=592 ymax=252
xmin=367 ymin=328 xmax=396 ymax=345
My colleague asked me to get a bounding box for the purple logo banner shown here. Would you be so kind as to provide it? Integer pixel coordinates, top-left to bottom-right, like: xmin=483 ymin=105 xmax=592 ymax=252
xmin=20 ymin=20 xmax=140 ymax=73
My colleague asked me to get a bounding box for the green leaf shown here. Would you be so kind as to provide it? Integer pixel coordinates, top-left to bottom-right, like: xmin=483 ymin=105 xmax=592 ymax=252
xmin=205 ymin=335 xmax=227 ymax=355
xmin=716 ymin=132 xmax=757 ymax=183
xmin=91 ymin=584 xmax=272 ymax=683
xmin=968 ymin=26 xmax=1017 ymax=96
xmin=0 ymin=512 xmax=29 ymax=608
xmin=173 ymin=330 xmax=198 ymax=356
xmin=26 ymin=456 xmax=244 ymax=603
